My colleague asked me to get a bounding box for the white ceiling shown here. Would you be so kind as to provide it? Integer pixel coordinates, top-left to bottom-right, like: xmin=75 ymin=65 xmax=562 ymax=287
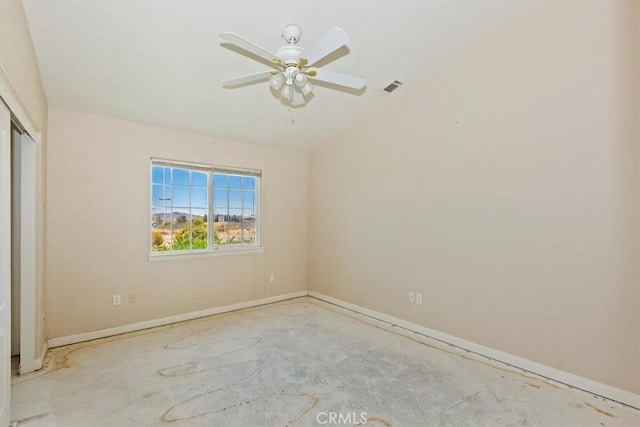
xmin=22 ymin=1 xmax=530 ymax=149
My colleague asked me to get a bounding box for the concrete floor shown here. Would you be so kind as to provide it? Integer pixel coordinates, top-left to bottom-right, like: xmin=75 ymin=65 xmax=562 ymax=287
xmin=10 ymin=298 xmax=640 ymax=426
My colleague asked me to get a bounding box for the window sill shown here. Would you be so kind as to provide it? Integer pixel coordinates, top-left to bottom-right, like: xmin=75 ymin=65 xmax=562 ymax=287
xmin=148 ymin=246 xmax=264 ymax=261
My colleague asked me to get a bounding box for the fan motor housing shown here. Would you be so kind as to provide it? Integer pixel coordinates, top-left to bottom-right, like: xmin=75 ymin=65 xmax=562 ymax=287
xmin=277 ymin=45 xmax=303 ymax=62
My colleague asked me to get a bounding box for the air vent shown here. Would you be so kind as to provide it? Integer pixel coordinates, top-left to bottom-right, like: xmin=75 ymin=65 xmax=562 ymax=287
xmin=383 ymin=80 xmax=403 ymax=93
xmin=378 ymin=80 xmax=403 ymax=97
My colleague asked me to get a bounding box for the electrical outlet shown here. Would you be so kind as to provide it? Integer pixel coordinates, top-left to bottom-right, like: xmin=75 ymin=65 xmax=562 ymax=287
xmin=128 ymin=293 xmax=136 ymax=304
xmin=409 ymin=291 xmax=415 ymax=303
xmin=113 ymin=295 xmax=121 ymax=306
xmin=416 ymin=293 xmax=423 ymax=304
xmin=269 ymin=273 xmax=275 ymax=283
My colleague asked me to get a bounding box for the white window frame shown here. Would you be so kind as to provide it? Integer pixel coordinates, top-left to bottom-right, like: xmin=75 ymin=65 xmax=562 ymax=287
xmin=149 ymin=158 xmax=262 ymax=259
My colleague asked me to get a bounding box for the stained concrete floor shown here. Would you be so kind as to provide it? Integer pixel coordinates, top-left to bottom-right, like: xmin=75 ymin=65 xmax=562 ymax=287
xmin=10 ymin=298 xmax=640 ymax=426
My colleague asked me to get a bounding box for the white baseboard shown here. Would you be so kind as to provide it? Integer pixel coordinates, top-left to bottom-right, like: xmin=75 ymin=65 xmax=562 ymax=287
xmin=44 ymin=289 xmax=639 ymax=409
xmin=47 ymin=291 xmax=308 ymax=348
xmin=308 ymin=291 xmax=640 ymax=410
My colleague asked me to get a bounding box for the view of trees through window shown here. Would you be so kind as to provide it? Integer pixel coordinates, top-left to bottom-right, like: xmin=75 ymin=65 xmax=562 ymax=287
xmin=150 ymin=162 xmax=259 ymax=253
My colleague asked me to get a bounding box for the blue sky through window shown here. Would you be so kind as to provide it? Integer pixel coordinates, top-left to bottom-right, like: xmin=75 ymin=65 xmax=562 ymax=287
xmin=214 ymin=172 xmax=256 ymax=217
xmin=152 ymin=166 xmax=256 ymax=215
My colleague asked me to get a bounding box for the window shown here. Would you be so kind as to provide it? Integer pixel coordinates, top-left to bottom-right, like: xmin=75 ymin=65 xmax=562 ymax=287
xmin=150 ymin=159 xmax=260 ymax=254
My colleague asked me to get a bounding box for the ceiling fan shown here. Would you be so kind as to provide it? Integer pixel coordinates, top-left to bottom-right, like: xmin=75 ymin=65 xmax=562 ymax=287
xmin=220 ymin=25 xmax=366 ymax=106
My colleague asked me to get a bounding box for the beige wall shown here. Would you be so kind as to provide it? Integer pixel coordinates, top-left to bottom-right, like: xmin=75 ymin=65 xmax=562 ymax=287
xmin=309 ymin=1 xmax=639 ymax=393
xmin=0 ymin=0 xmax=48 ymax=358
xmin=45 ymin=107 xmax=308 ymax=338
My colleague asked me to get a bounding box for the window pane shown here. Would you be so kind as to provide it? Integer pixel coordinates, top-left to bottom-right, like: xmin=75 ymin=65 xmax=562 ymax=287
xmin=228 ymin=225 xmax=243 ymax=244
xmin=172 ymin=168 xmax=189 ymax=186
xmin=152 ymin=184 xmax=166 ymax=207
xmin=214 ymin=221 xmax=228 ymax=245
xmin=172 ymin=186 xmax=190 ymax=208
xmin=228 ymin=208 xmax=242 ymax=221
xmin=151 ymin=217 xmax=171 ymax=252
xmin=191 ymin=209 xmax=207 ymax=222
xmin=172 ymin=212 xmax=189 ymax=230
xmin=228 ymin=175 xmax=243 ymax=189
xmin=191 ymin=171 xmax=208 ymax=187
xmin=243 ymin=191 xmax=255 ymax=209
xmin=152 ymin=207 xmax=170 ymax=226
xmin=214 ymin=173 xmax=228 ymax=188
xmin=152 ymin=166 xmax=164 ymax=184
xmin=229 ymin=190 xmax=242 ymax=208
xmin=191 ymin=188 xmax=208 ymax=208
xmin=213 ymin=208 xmax=227 ymax=223
xmin=213 ymin=189 xmax=228 ymax=208
xmin=243 ymin=176 xmax=255 ymax=190
xmin=171 ymin=213 xmax=191 ymax=251
xmin=161 ymin=185 xmax=172 ymax=206
xmin=242 ymin=219 xmax=256 ymax=244
xmin=226 ymin=208 xmax=242 ymax=244
xmin=190 ymin=208 xmax=208 ymax=250
xmin=243 ymin=208 xmax=255 ymax=219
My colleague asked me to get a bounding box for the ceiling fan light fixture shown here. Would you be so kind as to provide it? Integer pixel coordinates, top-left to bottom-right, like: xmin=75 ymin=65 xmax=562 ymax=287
xmin=293 ymin=72 xmax=313 ymax=97
xmin=300 ymin=82 xmax=313 ymax=97
xmin=280 ymin=83 xmax=293 ymax=100
xmin=294 ymin=72 xmax=307 ymax=87
xmin=270 ymin=73 xmax=285 ymax=90
xmin=283 ymin=66 xmax=298 ymax=86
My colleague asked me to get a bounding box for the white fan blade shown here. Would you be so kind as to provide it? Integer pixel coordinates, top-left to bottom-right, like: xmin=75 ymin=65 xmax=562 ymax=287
xmin=309 ymin=68 xmax=366 ymax=90
xmin=222 ymin=71 xmax=274 ymax=87
xmin=298 ymin=27 xmax=350 ymax=66
xmin=220 ymin=32 xmax=279 ymax=65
